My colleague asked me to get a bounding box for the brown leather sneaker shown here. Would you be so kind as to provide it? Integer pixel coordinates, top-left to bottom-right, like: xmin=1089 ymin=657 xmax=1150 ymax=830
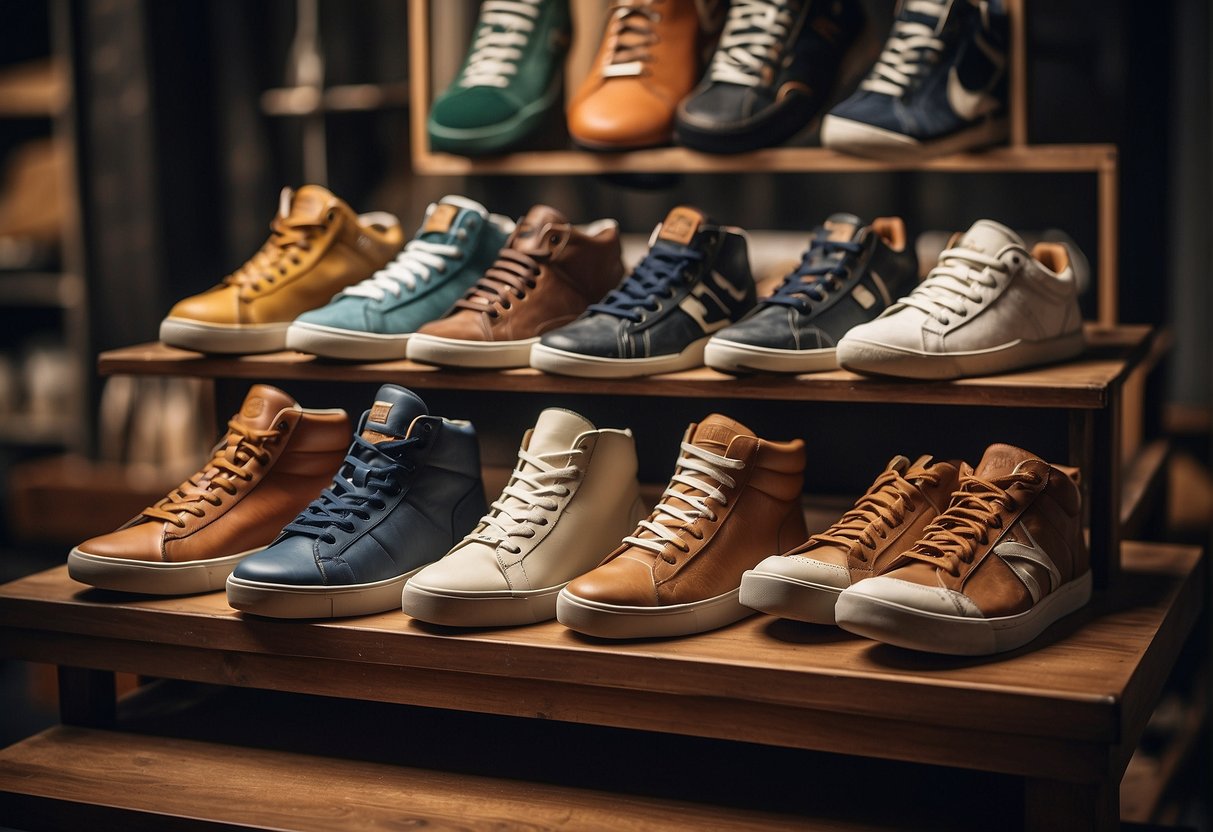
xmin=407 ymin=205 xmax=624 ymax=368
xmin=568 ymin=0 xmax=718 ymax=150
xmin=159 ymin=186 xmax=404 ymax=354
xmin=557 ymin=414 xmax=806 ymax=638
xmin=68 ymin=385 xmax=350 ymax=595
xmin=740 ymin=455 xmax=960 ymax=625
xmin=836 ymin=444 xmax=1090 ymax=655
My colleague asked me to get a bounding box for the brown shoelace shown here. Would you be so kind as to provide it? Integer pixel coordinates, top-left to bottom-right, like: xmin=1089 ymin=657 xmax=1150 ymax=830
xmin=142 ymin=419 xmax=282 ymax=527
xmin=454 ymin=247 xmax=543 ymax=317
xmin=604 ymin=0 xmax=663 ymax=72
xmin=809 ymin=467 xmax=938 ymax=561
xmin=224 ymin=213 xmax=327 ymax=293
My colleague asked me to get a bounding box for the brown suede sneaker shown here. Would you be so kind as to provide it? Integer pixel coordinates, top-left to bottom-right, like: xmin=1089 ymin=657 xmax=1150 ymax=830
xmin=740 ymin=455 xmax=960 ymax=625
xmin=407 ymin=205 xmax=624 ymax=368
xmin=557 ymin=414 xmax=807 ymax=638
xmin=159 ymin=186 xmax=403 ymax=354
xmin=835 ymin=444 xmax=1090 ymax=655
xmin=68 ymin=385 xmax=350 ymax=595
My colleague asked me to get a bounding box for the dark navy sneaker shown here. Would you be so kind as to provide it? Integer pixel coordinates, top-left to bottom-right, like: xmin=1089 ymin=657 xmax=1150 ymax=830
xmin=226 ymin=385 xmax=486 ymax=618
xmin=530 ymin=206 xmax=756 ymax=378
xmin=821 ymin=0 xmax=1007 ymax=159
xmin=676 ymin=0 xmax=864 ymax=154
xmin=704 ymin=213 xmax=917 ymax=373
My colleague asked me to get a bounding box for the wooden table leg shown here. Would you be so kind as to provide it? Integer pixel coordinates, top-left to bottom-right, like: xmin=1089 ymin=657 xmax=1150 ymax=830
xmin=1024 ymin=777 xmax=1118 ymax=831
xmin=57 ymin=666 xmax=116 ymax=727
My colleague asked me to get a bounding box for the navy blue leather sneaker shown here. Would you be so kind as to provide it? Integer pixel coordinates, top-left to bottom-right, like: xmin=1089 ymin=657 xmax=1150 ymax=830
xmin=821 ymin=0 xmax=1007 ymax=159
xmin=705 ymin=214 xmax=918 ymax=373
xmin=226 ymin=385 xmax=486 ymax=618
xmin=530 ymin=206 xmax=756 ymax=378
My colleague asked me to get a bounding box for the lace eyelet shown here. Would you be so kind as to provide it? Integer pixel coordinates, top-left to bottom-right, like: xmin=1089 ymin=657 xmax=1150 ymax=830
xmin=325 ymin=209 xmax=336 ymax=222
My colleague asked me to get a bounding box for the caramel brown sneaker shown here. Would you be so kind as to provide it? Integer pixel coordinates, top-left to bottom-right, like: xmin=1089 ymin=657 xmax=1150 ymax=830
xmin=835 ymin=444 xmax=1089 ymax=655
xmin=740 ymin=455 xmax=960 ymax=625
xmin=159 ymin=186 xmax=404 ymax=354
xmin=407 ymin=205 xmax=624 ymax=368
xmin=557 ymin=414 xmax=806 ymax=638
xmin=68 ymin=385 xmax=350 ymax=595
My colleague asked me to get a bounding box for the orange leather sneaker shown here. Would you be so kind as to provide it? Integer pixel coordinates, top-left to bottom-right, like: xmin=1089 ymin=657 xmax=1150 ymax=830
xmin=159 ymin=186 xmax=403 ymax=354
xmin=67 ymin=385 xmax=350 ymax=595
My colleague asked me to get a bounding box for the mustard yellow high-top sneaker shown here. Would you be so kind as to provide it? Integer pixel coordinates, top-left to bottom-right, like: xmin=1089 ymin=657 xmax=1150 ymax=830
xmin=159 ymin=185 xmax=403 ymax=354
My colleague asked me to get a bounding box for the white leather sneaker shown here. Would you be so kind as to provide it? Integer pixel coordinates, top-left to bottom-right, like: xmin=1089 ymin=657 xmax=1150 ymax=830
xmin=402 ymin=408 xmax=646 ymax=627
xmin=836 ymin=220 xmax=1084 ymax=380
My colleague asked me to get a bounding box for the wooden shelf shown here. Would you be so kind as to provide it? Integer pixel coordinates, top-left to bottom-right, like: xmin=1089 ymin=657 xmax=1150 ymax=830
xmin=97 ymin=324 xmax=1153 ymax=410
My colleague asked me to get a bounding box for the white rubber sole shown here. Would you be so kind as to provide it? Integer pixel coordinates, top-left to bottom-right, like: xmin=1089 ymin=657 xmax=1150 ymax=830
xmin=835 ymin=571 xmax=1092 ymax=656
xmin=402 ymin=581 xmax=565 ymax=627
xmin=226 ymin=565 xmax=428 ymax=619
xmin=407 ymin=333 xmax=538 ymax=368
xmin=286 ymin=321 xmax=411 ymax=361
xmin=837 ymin=329 xmax=1085 ymax=380
xmin=67 ymin=547 xmax=261 ymax=596
xmin=738 ymin=567 xmax=843 ymax=625
xmin=529 ymin=337 xmax=708 ymax=378
xmin=555 ymin=587 xmax=753 ymax=639
xmin=159 ymin=317 xmax=290 ymax=354
xmin=820 ymin=115 xmax=1009 ymax=161
xmin=704 ymin=338 xmax=837 ymax=375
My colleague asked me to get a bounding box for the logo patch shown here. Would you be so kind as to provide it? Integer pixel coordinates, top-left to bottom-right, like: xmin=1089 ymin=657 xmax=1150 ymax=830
xmin=369 ymin=401 xmax=393 ymax=424
xmin=658 ymin=207 xmax=702 ymax=246
xmin=241 ymin=397 xmax=265 ymax=419
xmin=423 ymin=204 xmax=459 ymax=235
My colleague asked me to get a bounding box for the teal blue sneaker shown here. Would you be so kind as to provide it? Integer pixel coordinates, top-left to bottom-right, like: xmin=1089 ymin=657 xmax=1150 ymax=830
xmin=427 ymin=0 xmax=571 ymax=155
xmin=286 ymin=196 xmax=513 ymax=360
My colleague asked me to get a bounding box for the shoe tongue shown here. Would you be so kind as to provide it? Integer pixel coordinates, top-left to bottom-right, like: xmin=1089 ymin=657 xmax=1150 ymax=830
xmin=360 ymin=385 xmax=429 ymax=444
xmin=822 ymin=213 xmax=863 ymax=243
xmin=418 ymin=195 xmax=488 ymax=242
xmin=511 ymin=204 xmax=570 ymax=254
xmin=955 ymin=219 xmax=1024 ymax=257
xmin=689 ymin=414 xmax=755 ymax=456
xmin=282 ymin=184 xmax=346 ymax=226
xmin=526 ymin=408 xmax=595 ymax=459
xmin=974 ymin=443 xmax=1037 ymax=479
xmin=232 ymin=384 xmax=299 ymax=432
xmin=655 ymin=205 xmax=711 ymax=248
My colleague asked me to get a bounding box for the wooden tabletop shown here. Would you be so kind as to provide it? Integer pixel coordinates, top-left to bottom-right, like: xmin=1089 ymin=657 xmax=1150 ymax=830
xmin=0 ymin=541 xmax=1201 ymax=783
xmin=97 ymin=324 xmax=1153 ymax=409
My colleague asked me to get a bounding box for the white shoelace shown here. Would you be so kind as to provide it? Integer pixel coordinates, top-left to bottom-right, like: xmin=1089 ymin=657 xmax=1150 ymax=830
xmin=860 ymin=0 xmax=948 ymax=97
xmin=602 ymin=1 xmax=662 ymax=79
xmin=708 ymin=0 xmax=793 ymax=86
xmin=459 ymin=0 xmax=542 ymax=89
xmin=624 ymin=441 xmax=744 ymax=561
xmin=343 ymin=234 xmax=465 ymax=301
xmin=473 ymin=447 xmax=583 ymax=554
xmin=897 ymin=247 xmax=1007 ymax=324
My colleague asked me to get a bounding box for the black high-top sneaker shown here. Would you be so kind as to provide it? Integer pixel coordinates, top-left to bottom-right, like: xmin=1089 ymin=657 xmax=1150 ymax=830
xmin=530 ymin=206 xmax=756 ymax=378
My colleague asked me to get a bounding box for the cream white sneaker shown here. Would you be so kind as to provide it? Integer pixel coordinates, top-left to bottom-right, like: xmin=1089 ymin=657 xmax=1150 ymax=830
xmin=836 ymin=220 xmax=1084 ymax=380
xmin=402 ymin=408 xmax=646 ymax=627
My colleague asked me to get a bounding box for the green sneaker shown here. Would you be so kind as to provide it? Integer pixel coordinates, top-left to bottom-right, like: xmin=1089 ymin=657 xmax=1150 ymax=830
xmin=286 ymin=196 xmax=514 ymax=360
xmin=427 ymin=0 xmax=571 ymax=155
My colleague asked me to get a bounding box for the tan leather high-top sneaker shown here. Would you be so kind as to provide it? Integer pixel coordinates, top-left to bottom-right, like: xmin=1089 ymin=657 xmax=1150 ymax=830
xmin=159 ymin=186 xmax=403 ymax=354
xmin=557 ymin=414 xmax=806 ymax=638
xmin=836 ymin=444 xmax=1090 ymax=655
xmin=406 ymin=205 xmax=624 ymax=368
xmin=741 ymin=455 xmax=960 ymax=625
xmin=68 ymin=385 xmax=350 ymax=595
xmin=568 ymin=0 xmax=718 ymax=149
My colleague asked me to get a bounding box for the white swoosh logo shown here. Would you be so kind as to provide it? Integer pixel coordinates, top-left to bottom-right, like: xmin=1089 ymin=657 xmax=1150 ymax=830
xmin=711 ymin=270 xmax=749 ymax=302
xmin=947 ymin=67 xmax=1000 ymax=121
xmin=994 ymin=522 xmax=1061 ymax=604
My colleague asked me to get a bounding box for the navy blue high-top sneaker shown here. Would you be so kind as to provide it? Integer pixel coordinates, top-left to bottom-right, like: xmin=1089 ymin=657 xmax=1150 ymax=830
xmin=821 ymin=0 xmax=1007 ymax=159
xmin=705 ymin=214 xmax=918 ymax=373
xmin=530 ymin=206 xmax=756 ymax=378
xmin=226 ymin=385 xmax=486 ymax=618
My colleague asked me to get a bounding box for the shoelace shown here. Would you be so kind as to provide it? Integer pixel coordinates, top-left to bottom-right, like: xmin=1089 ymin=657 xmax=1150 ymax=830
xmin=808 ymin=467 xmax=938 ymax=561
xmin=343 ymin=234 xmax=466 ymax=301
xmin=708 ymin=0 xmax=793 ymax=86
xmin=897 ymin=246 xmax=1006 ymax=324
xmin=602 ymin=0 xmax=663 ymax=78
xmin=765 ymin=236 xmax=862 ymax=312
xmin=588 ymin=246 xmax=704 ymax=321
xmin=459 ymin=0 xmax=543 ymax=89
xmin=282 ymin=435 xmax=420 ymax=543
xmin=142 ymin=419 xmax=282 ymax=527
xmin=905 ymin=470 xmax=1039 ymax=576
xmin=624 ymin=441 xmax=744 ymax=562
xmin=472 ymin=447 xmax=584 ymax=554
xmin=860 ymin=0 xmax=947 ymax=98
xmin=454 ymin=242 xmax=548 ymax=317
xmin=225 ymin=189 xmax=328 ymax=293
